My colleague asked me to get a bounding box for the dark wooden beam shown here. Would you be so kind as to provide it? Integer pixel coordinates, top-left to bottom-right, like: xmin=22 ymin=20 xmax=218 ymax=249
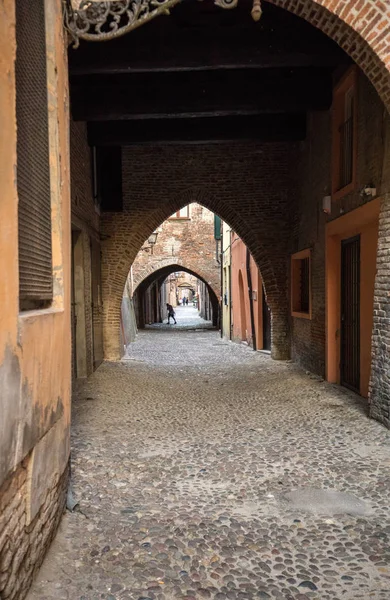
xmin=71 ymin=68 xmax=332 ymax=121
xmin=68 ymin=3 xmax=348 ymax=76
xmin=87 ymin=113 xmax=307 ymax=145
xmin=70 ymin=52 xmax=348 ymax=77
xmin=69 ymin=32 xmax=348 ymax=77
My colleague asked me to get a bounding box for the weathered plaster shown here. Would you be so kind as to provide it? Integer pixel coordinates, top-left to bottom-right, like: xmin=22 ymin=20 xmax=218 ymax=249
xmin=26 ymin=416 xmax=70 ymax=523
xmin=0 ymin=0 xmax=71 ymax=500
xmin=0 ymin=345 xmax=21 ymax=485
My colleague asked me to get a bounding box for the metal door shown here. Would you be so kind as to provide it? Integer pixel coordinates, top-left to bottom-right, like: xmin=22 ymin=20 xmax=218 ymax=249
xmin=341 ymin=235 xmax=360 ymax=392
xmin=262 ymin=285 xmax=271 ymax=351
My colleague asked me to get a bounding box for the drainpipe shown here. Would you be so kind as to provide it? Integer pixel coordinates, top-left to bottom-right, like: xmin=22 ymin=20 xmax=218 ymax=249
xmin=246 ymin=247 xmax=257 ymax=351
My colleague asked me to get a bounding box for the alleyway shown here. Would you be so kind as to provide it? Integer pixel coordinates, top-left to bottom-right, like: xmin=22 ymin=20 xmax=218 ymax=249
xmin=28 ymin=330 xmax=390 ymax=600
xmin=146 ymin=305 xmax=213 ymax=331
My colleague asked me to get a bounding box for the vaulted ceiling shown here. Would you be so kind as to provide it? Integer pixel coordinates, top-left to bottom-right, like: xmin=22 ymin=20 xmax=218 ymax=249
xmin=68 ymin=1 xmax=350 ymax=144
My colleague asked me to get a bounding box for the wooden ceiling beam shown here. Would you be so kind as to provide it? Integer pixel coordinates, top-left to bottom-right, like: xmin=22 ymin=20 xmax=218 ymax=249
xmin=87 ymin=113 xmax=307 ymax=145
xmin=71 ymin=68 xmax=332 ymax=121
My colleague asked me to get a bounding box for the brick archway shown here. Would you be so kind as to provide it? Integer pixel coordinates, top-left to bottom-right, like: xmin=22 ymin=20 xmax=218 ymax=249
xmin=133 ymin=258 xmax=220 ymax=300
xmin=100 ymin=0 xmax=390 ymax=365
xmin=101 ymin=167 xmax=291 ymax=362
xmin=133 ymin=262 xmax=220 ymax=328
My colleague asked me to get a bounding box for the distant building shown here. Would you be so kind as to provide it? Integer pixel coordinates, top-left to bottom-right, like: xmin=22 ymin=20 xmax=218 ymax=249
xmin=222 ymin=225 xmax=271 ymax=351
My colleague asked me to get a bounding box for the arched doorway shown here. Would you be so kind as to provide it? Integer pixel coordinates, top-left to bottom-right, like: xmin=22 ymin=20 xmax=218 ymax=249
xmin=130 ymin=263 xmax=220 ymax=334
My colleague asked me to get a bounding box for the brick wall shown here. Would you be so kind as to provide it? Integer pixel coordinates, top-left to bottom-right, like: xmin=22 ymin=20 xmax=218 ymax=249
xmin=0 ymin=460 xmax=68 ymax=600
xmin=131 ymin=203 xmax=220 ymax=298
xmin=290 ymin=110 xmax=330 ymax=376
xmin=370 ymin=192 xmax=390 ymax=427
xmin=101 ymin=143 xmax=294 ymax=360
xmin=291 ymin=70 xmax=390 ymax=382
xmin=331 ymin=74 xmax=387 ymax=219
xmin=70 ymin=120 xmax=100 ymax=377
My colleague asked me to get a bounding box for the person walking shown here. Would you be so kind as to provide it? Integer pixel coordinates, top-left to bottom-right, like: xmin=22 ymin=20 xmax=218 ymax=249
xmin=166 ymin=303 xmax=177 ymax=324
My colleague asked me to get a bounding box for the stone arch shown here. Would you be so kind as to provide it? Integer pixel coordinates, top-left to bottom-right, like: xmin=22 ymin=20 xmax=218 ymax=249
xmin=266 ymin=0 xmax=390 ymax=111
xmin=133 ymin=263 xmax=220 ymax=327
xmin=101 ymin=182 xmax=288 ymax=362
xmin=132 ymin=257 xmax=220 ymax=300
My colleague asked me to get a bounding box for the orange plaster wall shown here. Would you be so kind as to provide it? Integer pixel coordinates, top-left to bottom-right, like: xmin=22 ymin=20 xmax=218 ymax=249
xmin=231 ymin=234 xmax=264 ymax=348
xmin=326 ymin=199 xmax=379 ymax=397
xmin=231 ymin=234 xmax=250 ymax=343
xmin=0 ymin=0 xmax=18 ymax=359
xmin=0 ymin=0 xmax=71 ymax=504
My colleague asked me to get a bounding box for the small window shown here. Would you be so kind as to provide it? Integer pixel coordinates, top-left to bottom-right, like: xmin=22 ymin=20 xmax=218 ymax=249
xmin=169 ymin=206 xmax=190 ymax=219
xmin=332 ymin=67 xmax=357 ymax=200
xmin=291 ymin=249 xmax=311 ymax=319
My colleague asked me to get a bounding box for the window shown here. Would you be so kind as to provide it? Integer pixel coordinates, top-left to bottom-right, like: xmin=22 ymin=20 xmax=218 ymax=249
xmin=16 ymin=0 xmax=52 ymax=310
xmin=332 ymin=67 xmax=357 ymax=200
xmin=291 ymin=249 xmax=311 ymax=319
xmin=170 ymin=206 xmax=190 ymax=219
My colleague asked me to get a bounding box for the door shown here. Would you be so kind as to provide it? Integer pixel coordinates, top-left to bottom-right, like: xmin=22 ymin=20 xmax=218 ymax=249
xmin=262 ymin=285 xmax=271 ymax=351
xmin=91 ymin=239 xmax=104 ymax=370
xmin=71 ymin=231 xmax=77 ymax=378
xmin=341 ymin=235 xmax=360 ymax=392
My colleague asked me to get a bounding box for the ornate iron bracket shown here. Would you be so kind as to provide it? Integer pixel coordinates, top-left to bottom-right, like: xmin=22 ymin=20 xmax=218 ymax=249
xmin=64 ymin=0 xmax=261 ymax=48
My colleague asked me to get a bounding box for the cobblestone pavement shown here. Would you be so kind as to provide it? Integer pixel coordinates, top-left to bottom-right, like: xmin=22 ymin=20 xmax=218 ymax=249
xmin=27 ymin=329 xmax=390 ymax=600
xmin=146 ymin=305 xmax=213 ymax=331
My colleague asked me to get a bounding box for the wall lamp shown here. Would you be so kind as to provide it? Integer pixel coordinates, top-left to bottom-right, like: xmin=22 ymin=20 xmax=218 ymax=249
xmin=141 ymin=231 xmax=159 ymax=254
xmin=360 ymin=185 xmax=377 ymax=199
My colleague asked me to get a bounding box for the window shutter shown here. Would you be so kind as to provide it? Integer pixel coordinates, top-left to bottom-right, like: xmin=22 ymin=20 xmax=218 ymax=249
xmin=16 ymin=0 xmax=52 ymax=307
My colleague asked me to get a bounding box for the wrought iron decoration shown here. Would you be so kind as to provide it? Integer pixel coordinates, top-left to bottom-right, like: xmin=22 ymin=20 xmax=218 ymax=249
xmin=64 ymin=0 xmax=262 ymax=47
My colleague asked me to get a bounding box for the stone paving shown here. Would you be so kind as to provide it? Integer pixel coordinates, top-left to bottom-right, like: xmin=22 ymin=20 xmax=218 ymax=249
xmin=27 ymin=326 xmax=390 ymax=600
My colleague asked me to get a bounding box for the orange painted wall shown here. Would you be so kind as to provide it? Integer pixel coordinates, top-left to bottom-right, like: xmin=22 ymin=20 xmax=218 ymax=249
xmin=231 ymin=233 xmax=265 ymax=348
xmin=0 ymin=0 xmax=71 ymax=516
xmin=326 ymin=199 xmax=379 ymax=397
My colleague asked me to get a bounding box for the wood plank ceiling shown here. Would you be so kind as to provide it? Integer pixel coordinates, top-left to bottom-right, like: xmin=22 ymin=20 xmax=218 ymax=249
xmin=68 ymin=0 xmax=350 ymax=145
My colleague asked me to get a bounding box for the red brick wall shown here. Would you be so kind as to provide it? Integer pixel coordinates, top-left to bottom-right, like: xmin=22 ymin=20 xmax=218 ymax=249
xmin=290 ymin=110 xmax=330 ymax=376
xmin=130 ymin=203 xmax=220 ymax=299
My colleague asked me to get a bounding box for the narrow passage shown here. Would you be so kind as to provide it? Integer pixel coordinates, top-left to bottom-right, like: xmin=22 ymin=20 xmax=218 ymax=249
xmin=28 ymin=328 xmax=390 ymax=600
xmin=146 ymin=305 xmax=214 ymax=331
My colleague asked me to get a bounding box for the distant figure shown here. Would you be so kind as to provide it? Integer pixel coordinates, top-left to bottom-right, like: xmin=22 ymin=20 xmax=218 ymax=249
xmin=166 ymin=303 xmax=177 ymax=324
xmin=186 ymin=297 xmax=189 ymax=305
